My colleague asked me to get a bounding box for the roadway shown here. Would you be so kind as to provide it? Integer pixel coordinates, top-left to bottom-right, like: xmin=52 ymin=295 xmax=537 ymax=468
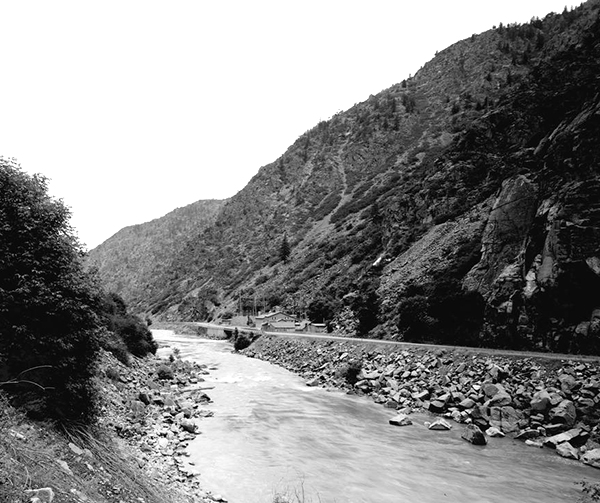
xmin=192 ymin=322 xmax=600 ymax=363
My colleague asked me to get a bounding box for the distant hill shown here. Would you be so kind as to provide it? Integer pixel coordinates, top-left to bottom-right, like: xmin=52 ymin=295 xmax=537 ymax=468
xmin=87 ymin=199 xmax=224 ymax=310
xmin=90 ymin=1 xmax=600 ymax=354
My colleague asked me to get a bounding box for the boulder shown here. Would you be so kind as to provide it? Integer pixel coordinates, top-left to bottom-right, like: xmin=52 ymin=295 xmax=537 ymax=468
xmin=180 ymin=419 xmax=198 ymax=434
xmin=556 ymin=442 xmax=579 ymax=460
xmin=428 ymin=400 xmax=447 ymax=413
xmin=500 ymin=406 xmax=521 ymax=433
xmin=412 ymin=390 xmax=430 ymax=401
xmin=306 ymin=377 xmax=321 ymax=387
xmin=458 ymin=398 xmax=476 ymax=410
xmin=461 ymin=425 xmax=488 ymax=445
xmin=470 ymin=405 xmax=490 ymax=430
xmin=428 ymin=419 xmax=452 ymax=431
xmin=558 ymin=374 xmax=578 ymax=395
xmin=581 ymin=448 xmax=600 ymax=469
xmin=138 ymin=392 xmax=151 ymax=405
xmin=389 ymin=414 xmax=413 ymax=427
xmin=515 ymin=429 xmax=541 ymax=441
xmin=486 ymin=427 xmax=505 ymax=437
xmin=525 ymin=439 xmax=544 ymax=448
xmin=543 ymin=428 xmax=589 ymax=449
xmin=482 ymin=383 xmax=499 ymax=398
xmin=530 ymin=390 xmax=552 ymax=412
xmin=549 ymin=400 xmax=577 ymax=428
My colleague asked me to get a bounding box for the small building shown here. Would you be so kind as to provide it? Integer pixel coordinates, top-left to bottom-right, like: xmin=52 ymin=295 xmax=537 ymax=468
xmin=263 ymin=321 xmax=297 ymax=332
xmin=255 ymin=311 xmax=296 ymax=327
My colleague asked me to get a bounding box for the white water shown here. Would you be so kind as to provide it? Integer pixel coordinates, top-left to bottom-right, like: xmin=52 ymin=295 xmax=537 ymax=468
xmin=153 ymin=330 xmax=599 ymax=503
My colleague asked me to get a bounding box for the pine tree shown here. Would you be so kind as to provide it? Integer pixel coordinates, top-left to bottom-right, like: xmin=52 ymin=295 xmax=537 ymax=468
xmin=279 ymin=234 xmax=291 ymax=263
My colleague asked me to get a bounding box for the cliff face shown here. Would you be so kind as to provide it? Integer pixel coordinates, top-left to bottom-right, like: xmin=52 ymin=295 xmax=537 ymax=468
xmin=92 ymin=1 xmax=600 ymax=353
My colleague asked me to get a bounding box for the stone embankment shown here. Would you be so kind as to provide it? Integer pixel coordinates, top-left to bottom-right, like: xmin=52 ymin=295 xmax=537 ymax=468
xmin=98 ymin=350 xmax=227 ymax=503
xmin=244 ymin=335 xmax=600 ymax=469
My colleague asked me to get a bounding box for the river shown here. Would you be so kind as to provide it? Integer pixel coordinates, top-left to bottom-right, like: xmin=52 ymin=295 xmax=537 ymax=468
xmin=153 ymin=329 xmax=598 ymax=503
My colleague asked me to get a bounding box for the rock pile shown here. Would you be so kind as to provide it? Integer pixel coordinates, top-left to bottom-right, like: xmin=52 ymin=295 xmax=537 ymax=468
xmin=245 ymin=335 xmax=600 ymax=468
xmin=98 ymin=350 xmax=223 ymax=503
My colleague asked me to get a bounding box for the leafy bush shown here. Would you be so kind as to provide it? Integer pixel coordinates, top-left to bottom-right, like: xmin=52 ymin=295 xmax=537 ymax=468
xmin=307 ymin=294 xmax=338 ymax=324
xmin=156 ymin=365 xmax=174 ymax=380
xmin=0 ymin=161 xmax=101 ymax=423
xmin=336 ymin=359 xmax=362 ymax=385
xmin=232 ymin=328 xmax=259 ymax=351
xmin=97 ymin=328 xmax=130 ymax=366
xmin=98 ymin=292 xmax=157 ymax=359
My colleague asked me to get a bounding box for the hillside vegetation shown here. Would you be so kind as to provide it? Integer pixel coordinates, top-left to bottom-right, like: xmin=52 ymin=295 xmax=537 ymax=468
xmin=90 ymin=1 xmax=600 ymax=354
xmin=88 ymin=199 xmax=224 ymax=310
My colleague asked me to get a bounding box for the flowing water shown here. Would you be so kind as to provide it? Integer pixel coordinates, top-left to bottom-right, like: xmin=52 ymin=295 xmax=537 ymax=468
xmin=153 ymin=329 xmax=598 ymax=503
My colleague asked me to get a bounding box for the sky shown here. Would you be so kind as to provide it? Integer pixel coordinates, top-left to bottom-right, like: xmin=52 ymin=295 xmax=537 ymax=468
xmin=0 ymin=1 xmax=580 ymax=250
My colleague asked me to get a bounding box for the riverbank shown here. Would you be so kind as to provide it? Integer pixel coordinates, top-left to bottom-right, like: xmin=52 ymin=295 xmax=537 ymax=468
xmin=0 ymin=346 xmax=225 ymax=503
xmin=243 ymin=334 xmax=600 ymax=470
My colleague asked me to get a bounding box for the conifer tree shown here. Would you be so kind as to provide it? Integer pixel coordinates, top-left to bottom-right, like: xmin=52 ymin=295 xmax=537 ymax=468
xmin=279 ymin=234 xmax=291 ymax=263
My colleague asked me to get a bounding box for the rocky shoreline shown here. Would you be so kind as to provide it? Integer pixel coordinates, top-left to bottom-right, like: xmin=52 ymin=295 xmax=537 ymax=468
xmin=243 ymin=335 xmax=600 ymax=470
xmin=98 ymin=348 xmax=228 ymax=503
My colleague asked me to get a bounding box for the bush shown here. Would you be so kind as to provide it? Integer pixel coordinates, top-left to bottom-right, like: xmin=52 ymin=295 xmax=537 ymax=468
xmin=156 ymin=365 xmax=174 ymax=380
xmin=232 ymin=328 xmax=259 ymax=351
xmin=0 ymin=160 xmax=101 ymax=423
xmin=99 ymin=293 xmax=158 ymax=358
xmin=97 ymin=328 xmax=130 ymax=366
xmin=336 ymin=359 xmax=362 ymax=385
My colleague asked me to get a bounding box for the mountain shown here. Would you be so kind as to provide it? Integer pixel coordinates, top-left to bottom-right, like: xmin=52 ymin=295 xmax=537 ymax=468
xmin=90 ymin=1 xmax=600 ymax=354
xmin=87 ymin=199 xmax=224 ymax=310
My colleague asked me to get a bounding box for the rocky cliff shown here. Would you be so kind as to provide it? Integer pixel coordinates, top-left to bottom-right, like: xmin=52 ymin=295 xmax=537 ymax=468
xmin=91 ymin=1 xmax=600 ymax=354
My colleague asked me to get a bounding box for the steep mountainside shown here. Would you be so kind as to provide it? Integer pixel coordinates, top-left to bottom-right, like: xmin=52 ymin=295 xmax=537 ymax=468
xmin=87 ymin=199 xmax=224 ymax=309
xmin=93 ymin=2 xmax=600 ymax=354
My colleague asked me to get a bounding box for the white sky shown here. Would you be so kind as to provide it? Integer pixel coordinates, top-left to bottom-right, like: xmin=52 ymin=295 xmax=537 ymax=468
xmin=0 ymin=0 xmax=579 ymax=250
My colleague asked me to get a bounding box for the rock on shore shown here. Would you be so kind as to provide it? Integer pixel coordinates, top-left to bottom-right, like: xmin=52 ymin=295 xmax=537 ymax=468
xmin=98 ymin=349 xmax=222 ymax=503
xmin=244 ymin=335 xmax=600 ymax=468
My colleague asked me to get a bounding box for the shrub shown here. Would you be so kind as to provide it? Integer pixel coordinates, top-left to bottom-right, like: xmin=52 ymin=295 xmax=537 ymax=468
xmin=156 ymin=365 xmax=174 ymax=380
xmin=336 ymin=360 xmax=362 ymax=385
xmin=0 ymin=160 xmax=101 ymax=423
xmin=97 ymin=327 xmax=130 ymax=366
xmin=99 ymin=293 xmax=158 ymax=358
xmin=232 ymin=328 xmax=259 ymax=351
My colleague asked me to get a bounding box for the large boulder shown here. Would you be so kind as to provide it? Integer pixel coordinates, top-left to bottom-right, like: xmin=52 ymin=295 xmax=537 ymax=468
xmin=530 ymin=390 xmax=552 ymax=412
xmin=500 ymin=406 xmax=521 ymax=433
xmin=543 ymin=428 xmax=589 ymax=449
xmin=461 ymin=425 xmax=488 ymax=445
xmin=428 ymin=400 xmax=447 ymax=414
xmin=549 ymin=400 xmax=577 ymax=428
xmin=558 ymin=373 xmax=578 ymax=395
xmin=581 ymin=448 xmax=600 ymax=469
xmin=556 ymin=442 xmax=580 ymax=460
xmin=389 ymin=414 xmax=413 ymax=427
xmin=428 ymin=419 xmax=452 ymax=431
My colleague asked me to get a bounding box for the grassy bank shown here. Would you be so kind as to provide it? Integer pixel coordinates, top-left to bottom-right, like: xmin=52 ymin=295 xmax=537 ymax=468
xmin=0 ymin=348 xmax=221 ymax=503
